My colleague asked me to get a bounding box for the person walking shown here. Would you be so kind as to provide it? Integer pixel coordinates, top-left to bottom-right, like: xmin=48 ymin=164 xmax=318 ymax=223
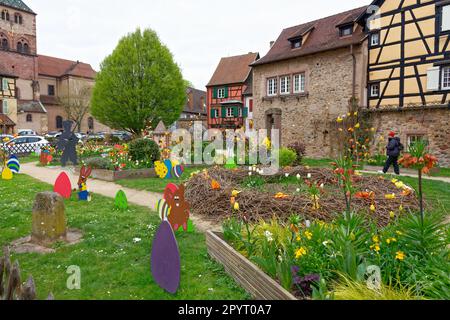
xmin=380 ymin=131 xmax=403 ymax=175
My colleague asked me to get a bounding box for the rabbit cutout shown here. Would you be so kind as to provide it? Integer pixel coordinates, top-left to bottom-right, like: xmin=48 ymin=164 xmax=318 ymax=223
xmin=78 ymin=166 xmax=92 ymax=201
xmin=163 ymin=184 xmax=190 ymax=232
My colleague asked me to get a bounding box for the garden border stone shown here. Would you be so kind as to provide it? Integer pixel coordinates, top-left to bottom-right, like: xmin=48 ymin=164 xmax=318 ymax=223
xmin=74 ymin=167 xmax=156 ymax=182
xmin=206 ymin=231 xmax=297 ymax=300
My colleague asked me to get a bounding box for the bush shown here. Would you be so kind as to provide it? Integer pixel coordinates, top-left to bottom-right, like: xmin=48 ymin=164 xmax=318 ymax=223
xmin=287 ymin=142 xmax=306 ymax=165
xmin=129 ymin=138 xmax=160 ymax=164
xmin=83 ymin=157 xmax=110 ymax=170
xmin=278 ymin=148 xmax=298 ymax=168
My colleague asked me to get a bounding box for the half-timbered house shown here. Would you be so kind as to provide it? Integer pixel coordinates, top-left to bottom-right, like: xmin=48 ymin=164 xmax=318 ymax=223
xmin=206 ymin=53 xmax=259 ymax=130
xmin=359 ymin=0 xmax=450 ymax=165
xmin=0 ymin=63 xmax=17 ymax=134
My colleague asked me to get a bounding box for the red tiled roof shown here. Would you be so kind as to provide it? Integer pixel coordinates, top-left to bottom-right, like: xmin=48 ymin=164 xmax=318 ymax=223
xmin=252 ymin=6 xmax=368 ymax=66
xmin=207 ymin=53 xmax=259 ymax=87
xmin=0 ymin=114 xmax=16 ymax=126
xmin=38 ymin=55 xmax=96 ymax=79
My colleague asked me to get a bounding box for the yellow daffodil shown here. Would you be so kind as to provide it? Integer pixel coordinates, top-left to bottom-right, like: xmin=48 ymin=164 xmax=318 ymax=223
xmin=390 ymin=211 xmax=396 ymax=219
xmin=304 ymin=231 xmax=313 ymax=240
xmin=399 ymin=205 xmax=404 ymax=212
xmin=337 ymin=117 xmax=344 ymax=123
xmin=396 ymin=231 xmax=403 ymax=236
xmin=295 ymin=247 xmax=308 ymax=259
xmin=395 ymin=182 xmax=405 ymax=189
xmin=347 ymin=112 xmax=351 ymax=117
xmin=296 ymin=235 xmax=301 ymax=242
xmin=355 ymin=123 xmax=361 ymax=129
xmin=391 ymin=178 xmax=399 ymax=184
xmin=370 ymin=204 xmax=376 ymax=212
xmin=354 ymin=112 xmax=358 ymax=116
xmin=231 ymin=190 xmax=241 ymax=197
xmin=386 ymin=238 xmax=397 ymax=245
xmin=233 ymin=202 xmax=240 ymax=211
xmin=395 ymin=251 xmax=406 ymax=261
xmin=370 ymin=244 xmax=381 ymax=253
xmin=385 ymin=193 xmax=396 ymax=200
xmin=372 ymin=235 xmax=380 ymax=243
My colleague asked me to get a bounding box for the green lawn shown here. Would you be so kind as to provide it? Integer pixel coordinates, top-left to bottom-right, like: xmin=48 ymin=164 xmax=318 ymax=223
xmin=0 ymin=174 xmax=249 ymax=300
xmin=116 ymin=166 xmax=207 ymax=193
xmin=301 ymin=158 xmax=334 ymax=168
xmin=430 ymin=167 xmax=450 ymax=178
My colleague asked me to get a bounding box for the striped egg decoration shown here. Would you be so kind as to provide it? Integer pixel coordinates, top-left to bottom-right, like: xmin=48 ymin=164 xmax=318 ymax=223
xmin=156 ymin=199 xmax=171 ymax=221
xmin=7 ymin=155 xmax=20 ymax=174
xmin=172 ymin=165 xmax=184 ymax=179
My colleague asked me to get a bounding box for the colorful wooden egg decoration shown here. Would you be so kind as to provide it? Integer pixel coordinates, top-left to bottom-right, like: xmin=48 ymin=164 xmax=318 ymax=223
xmin=151 ymin=221 xmax=181 ymax=294
xmin=172 ymin=165 xmax=184 ymax=179
xmin=115 ymin=190 xmax=128 ymax=210
xmin=156 ymin=198 xmax=171 ymax=221
xmin=1 ymin=167 xmax=13 ymax=180
xmin=54 ymin=172 xmax=72 ymax=199
xmin=6 ymin=155 xmax=20 ymax=174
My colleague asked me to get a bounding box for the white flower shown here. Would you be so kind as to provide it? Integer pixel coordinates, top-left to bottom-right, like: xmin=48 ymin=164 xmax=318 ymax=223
xmin=296 ymin=188 xmax=301 ymax=193
xmin=307 ymin=173 xmax=312 ymax=179
xmin=133 ymin=238 xmax=142 ymax=243
xmin=296 ymin=174 xmax=301 ymax=180
xmin=248 ymin=172 xmax=253 ymax=176
xmin=285 ymin=173 xmax=290 ymax=178
xmin=320 ymin=183 xmax=325 ymax=189
xmin=264 ymin=231 xmax=274 ymax=242
xmin=305 ymin=220 xmax=311 ymax=228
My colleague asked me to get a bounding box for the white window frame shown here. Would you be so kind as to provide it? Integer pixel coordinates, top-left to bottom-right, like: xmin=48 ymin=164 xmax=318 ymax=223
xmin=226 ymin=107 xmax=234 ymax=118
xmin=441 ymin=5 xmax=450 ymax=32
xmin=213 ymin=109 xmax=219 ymax=118
xmin=370 ymin=32 xmax=380 ymax=46
xmin=217 ymin=88 xmax=226 ymax=99
xmin=293 ymin=73 xmax=306 ymax=94
xmin=267 ymin=78 xmax=277 ymax=96
xmin=370 ymin=83 xmax=380 ymax=97
xmin=2 ymin=78 xmax=8 ymax=91
xmin=407 ymin=135 xmax=426 ymax=151
xmin=280 ymin=75 xmax=291 ymax=95
xmin=441 ymin=66 xmax=450 ymax=90
xmin=2 ymin=99 xmax=8 ymax=114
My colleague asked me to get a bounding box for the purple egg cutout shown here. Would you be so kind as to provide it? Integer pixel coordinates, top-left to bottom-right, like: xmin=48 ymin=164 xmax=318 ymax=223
xmin=151 ymin=221 xmax=181 ymax=294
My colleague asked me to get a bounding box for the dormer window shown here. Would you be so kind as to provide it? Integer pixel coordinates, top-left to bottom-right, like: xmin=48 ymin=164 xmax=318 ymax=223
xmin=290 ymin=37 xmax=303 ymax=49
xmin=339 ymin=24 xmax=353 ymax=37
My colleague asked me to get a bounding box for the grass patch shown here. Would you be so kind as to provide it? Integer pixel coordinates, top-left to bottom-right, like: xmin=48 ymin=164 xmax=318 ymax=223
xmin=302 ymin=158 xmax=334 ymax=168
xmin=0 ymin=174 xmax=249 ymax=300
xmin=116 ymin=166 xmax=207 ymax=193
xmin=430 ymin=167 xmax=450 ymax=178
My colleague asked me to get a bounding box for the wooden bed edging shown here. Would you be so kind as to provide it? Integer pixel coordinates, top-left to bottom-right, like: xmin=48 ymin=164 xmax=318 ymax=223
xmin=206 ymin=231 xmax=297 ymax=301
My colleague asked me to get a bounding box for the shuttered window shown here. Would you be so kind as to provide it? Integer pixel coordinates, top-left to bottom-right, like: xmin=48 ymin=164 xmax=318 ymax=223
xmin=2 ymin=100 xmax=8 ymax=114
xmin=426 ymin=67 xmax=440 ymax=91
xmin=2 ymin=78 xmax=8 ymax=91
xmin=442 ymin=5 xmax=450 ymax=32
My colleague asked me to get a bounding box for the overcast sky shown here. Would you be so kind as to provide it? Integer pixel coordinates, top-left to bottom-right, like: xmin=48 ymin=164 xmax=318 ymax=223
xmin=31 ymin=0 xmax=368 ymax=89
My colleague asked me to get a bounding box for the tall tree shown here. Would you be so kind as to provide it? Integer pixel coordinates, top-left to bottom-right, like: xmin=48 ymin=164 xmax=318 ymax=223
xmin=59 ymin=83 xmax=92 ymax=132
xmin=91 ymin=28 xmax=186 ymax=136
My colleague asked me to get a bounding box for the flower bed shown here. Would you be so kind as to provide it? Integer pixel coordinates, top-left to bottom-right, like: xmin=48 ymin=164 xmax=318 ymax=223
xmin=185 ymin=166 xmax=420 ymax=227
xmin=74 ymin=167 xmax=156 ymax=182
xmin=219 ymin=212 xmax=449 ymax=300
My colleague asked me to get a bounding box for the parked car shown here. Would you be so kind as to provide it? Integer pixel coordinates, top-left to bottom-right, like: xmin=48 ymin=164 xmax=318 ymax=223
xmin=45 ymin=131 xmax=62 ymax=139
xmin=1 ymin=136 xmax=49 ymax=154
xmin=18 ymin=129 xmax=37 ymax=136
xmin=87 ymin=133 xmax=105 ymax=141
xmin=112 ymin=131 xmax=132 ymax=142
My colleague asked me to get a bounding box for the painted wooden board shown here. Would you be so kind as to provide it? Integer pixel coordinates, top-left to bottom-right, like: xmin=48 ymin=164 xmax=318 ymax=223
xmin=53 ymin=172 xmax=72 ymax=199
xmin=151 ymin=221 xmax=180 ymax=294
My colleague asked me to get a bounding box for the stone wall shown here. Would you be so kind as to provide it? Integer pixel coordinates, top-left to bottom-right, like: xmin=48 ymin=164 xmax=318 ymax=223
xmin=368 ymin=107 xmax=450 ymax=167
xmin=252 ymin=46 xmax=366 ymax=158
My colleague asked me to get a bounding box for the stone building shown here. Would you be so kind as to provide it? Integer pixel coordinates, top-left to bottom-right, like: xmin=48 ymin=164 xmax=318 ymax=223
xmin=0 ymin=0 xmax=109 ymax=135
xmin=251 ymin=7 xmax=368 ymax=157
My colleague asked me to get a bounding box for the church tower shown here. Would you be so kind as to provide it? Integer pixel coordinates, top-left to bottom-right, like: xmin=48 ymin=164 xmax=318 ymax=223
xmin=0 ymin=0 xmax=39 ymax=101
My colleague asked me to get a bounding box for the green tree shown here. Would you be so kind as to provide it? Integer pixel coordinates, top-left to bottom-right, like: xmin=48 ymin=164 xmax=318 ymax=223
xmin=91 ymin=28 xmax=186 ymax=136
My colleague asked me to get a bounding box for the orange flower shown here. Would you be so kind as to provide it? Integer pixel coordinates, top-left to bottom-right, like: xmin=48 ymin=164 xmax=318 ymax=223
xmin=211 ymin=179 xmax=221 ymax=190
xmin=274 ymin=192 xmax=289 ymax=199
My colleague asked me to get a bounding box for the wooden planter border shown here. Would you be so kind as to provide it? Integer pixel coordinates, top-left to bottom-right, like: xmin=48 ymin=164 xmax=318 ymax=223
xmin=206 ymin=231 xmax=297 ymax=300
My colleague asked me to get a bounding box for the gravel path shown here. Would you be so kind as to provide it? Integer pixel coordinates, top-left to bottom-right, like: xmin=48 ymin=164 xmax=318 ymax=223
xmin=20 ymin=162 xmax=220 ymax=233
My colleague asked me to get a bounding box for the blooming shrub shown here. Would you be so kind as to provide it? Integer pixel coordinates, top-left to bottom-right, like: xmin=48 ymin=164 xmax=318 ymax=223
xmin=278 ymin=148 xmax=297 ymax=168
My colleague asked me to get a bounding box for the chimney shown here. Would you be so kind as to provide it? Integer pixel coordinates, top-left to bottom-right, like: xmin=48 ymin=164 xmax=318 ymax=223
xmin=270 ymin=41 xmax=275 ymax=48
